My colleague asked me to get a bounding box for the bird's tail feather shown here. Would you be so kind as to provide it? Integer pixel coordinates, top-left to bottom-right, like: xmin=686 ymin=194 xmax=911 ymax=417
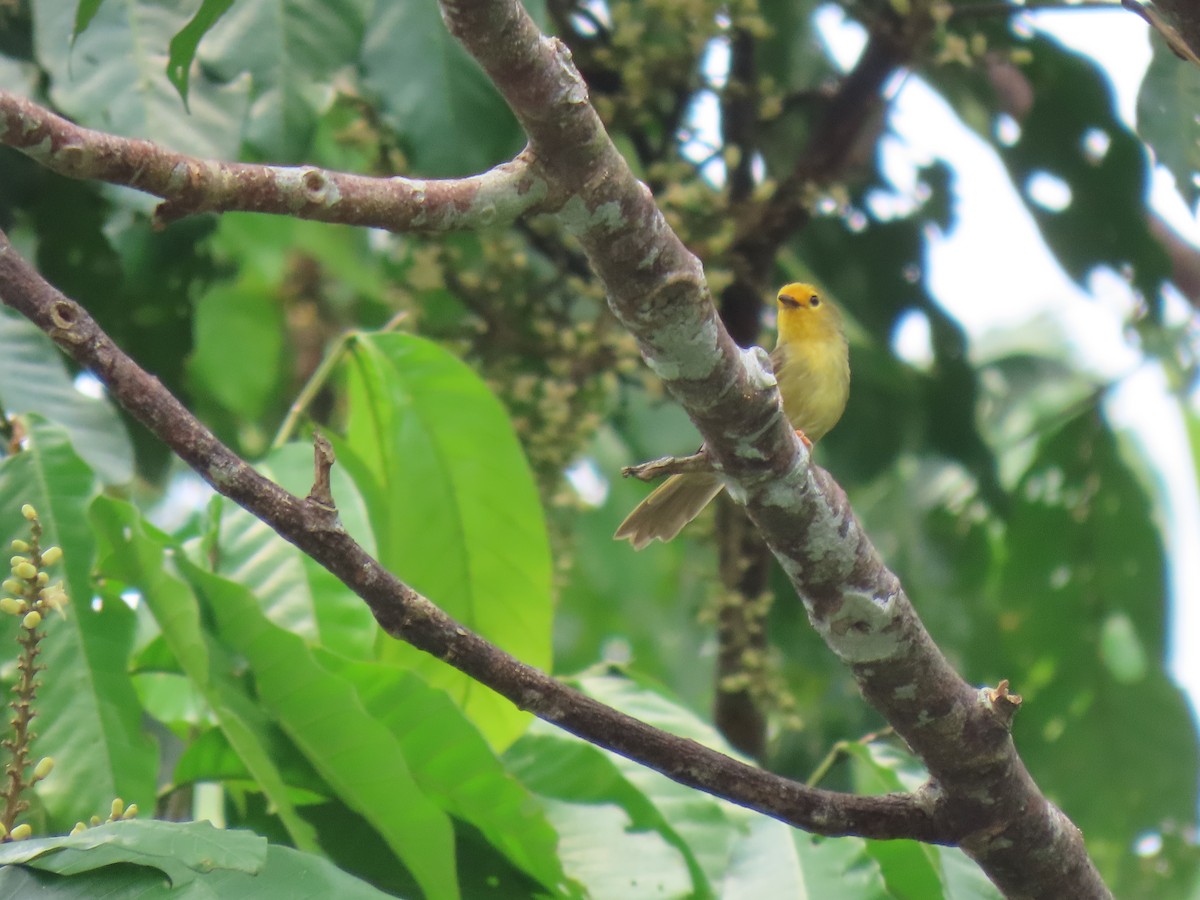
xmin=613 ymin=472 xmax=724 ymax=550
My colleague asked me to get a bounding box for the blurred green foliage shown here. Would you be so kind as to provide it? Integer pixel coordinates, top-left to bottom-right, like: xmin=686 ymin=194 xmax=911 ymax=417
xmin=0 ymin=0 xmax=1197 ymax=897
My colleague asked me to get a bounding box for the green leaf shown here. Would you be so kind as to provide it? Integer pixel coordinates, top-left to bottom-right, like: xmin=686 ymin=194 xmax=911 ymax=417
xmin=723 ymin=815 xmax=894 ymax=900
xmin=166 ymin=0 xmax=236 ymax=104
xmin=0 ymin=419 xmax=157 ymax=831
xmin=91 ymin=495 xmax=320 ymax=852
xmin=196 ymin=0 xmax=367 ymax=161
xmin=33 ymin=0 xmax=250 ymax=160
xmin=177 ymin=558 xmax=459 ymax=900
xmin=71 ymin=0 xmax=105 ymax=39
xmin=0 ymin=820 xmax=394 ymax=897
xmin=0 ymin=819 xmax=264 ymax=883
xmin=187 ymin=280 xmax=286 ymax=423
xmin=315 ymin=653 xmax=569 ymax=894
xmin=508 ymin=671 xmax=758 ymax=896
xmin=1137 ymin=37 xmax=1200 ymax=207
xmin=360 ymin=1 xmax=525 ymax=176
xmin=848 ymin=742 xmax=1000 ymax=899
xmin=337 ymin=332 xmax=553 ymax=750
xmin=0 ymin=308 xmax=133 ymax=485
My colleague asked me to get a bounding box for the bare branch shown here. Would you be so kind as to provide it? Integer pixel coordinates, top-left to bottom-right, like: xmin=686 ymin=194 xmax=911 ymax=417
xmin=0 ymin=91 xmax=561 ymax=233
xmin=0 ymin=226 xmax=946 ymax=845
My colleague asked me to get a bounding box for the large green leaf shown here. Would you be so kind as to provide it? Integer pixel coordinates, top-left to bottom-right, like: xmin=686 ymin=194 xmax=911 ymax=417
xmin=360 ymin=1 xmax=525 ymax=176
xmin=197 ymin=0 xmax=367 ymax=161
xmin=316 ymin=653 xmax=569 ymax=895
xmin=0 ymin=820 xmax=393 ymax=898
xmin=0 ymin=307 xmax=133 ymax=485
xmin=337 ymin=332 xmax=553 ymax=750
xmin=178 ymin=558 xmax=459 ymax=900
xmin=32 ymin=0 xmax=249 ymax=160
xmin=90 ymin=495 xmax=319 ymax=852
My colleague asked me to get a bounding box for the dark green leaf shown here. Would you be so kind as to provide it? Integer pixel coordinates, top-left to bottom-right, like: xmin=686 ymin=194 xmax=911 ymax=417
xmin=166 ymin=0 xmax=236 ymax=104
xmin=360 ymin=1 xmax=524 ymax=176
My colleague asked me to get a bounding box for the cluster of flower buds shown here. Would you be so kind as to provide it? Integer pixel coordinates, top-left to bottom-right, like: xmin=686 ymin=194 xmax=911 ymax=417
xmin=2 ymin=505 xmax=68 ymax=627
xmin=69 ymin=798 xmax=138 ymax=836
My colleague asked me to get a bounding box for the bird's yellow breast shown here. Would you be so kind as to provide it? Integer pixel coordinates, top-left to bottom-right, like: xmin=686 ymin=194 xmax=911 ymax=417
xmin=770 ymin=282 xmax=850 ymax=443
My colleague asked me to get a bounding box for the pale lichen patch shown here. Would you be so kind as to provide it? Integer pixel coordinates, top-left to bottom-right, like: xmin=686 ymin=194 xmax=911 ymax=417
xmin=815 ymin=588 xmax=901 ymax=662
xmin=893 ymin=683 xmax=917 ymax=700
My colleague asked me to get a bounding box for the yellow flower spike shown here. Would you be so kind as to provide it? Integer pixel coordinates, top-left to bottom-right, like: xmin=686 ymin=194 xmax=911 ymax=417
xmin=10 ymin=556 xmax=28 ymax=569
xmin=9 ymin=824 xmax=31 ymax=840
xmin=122 ymin=804 xmax=138 ymax=819
xmin=1 ymin=579 xmax=20 ymax=594
xmin=0 ymin=823 xmax=7 ymax=840
xmin=70 ymin=822 xmax=87 ymax=836
xmin=110 ymin=798 xmax=124 ymax=819
xmin=12 ymin=562 xmax=36 ymax=581
xmin=35 ymin=573 xmax=48 ymax=586
xmin=89 ymin=816 xmax=102 ymax=827
xmin=40 ymin=547 xmax=62 ymax=566
xmin=9 ymin=540 xmax=28 ymax=554
xmin=0 ymin=598 xmax=22 ymax=616
xmin=21 ymin=610 xmax=41 ymax=630
xmin=33 ymin=757 xmax=54 ymax=781
xmin=20 ymin=505 xmax=36 ymax=521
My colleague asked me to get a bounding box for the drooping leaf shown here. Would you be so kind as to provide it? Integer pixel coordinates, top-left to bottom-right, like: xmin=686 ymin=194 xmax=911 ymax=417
xmin=166 ymin=0 xmax=236 ymax=104
xmin=178 ymin=557 xmax=459 ymax=900
xmin=316 ymin=653 xmax=569 ymax=895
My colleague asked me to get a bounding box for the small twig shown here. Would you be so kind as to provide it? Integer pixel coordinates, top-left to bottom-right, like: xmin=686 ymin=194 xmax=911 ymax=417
xmin=621 ymin=449 xmax=713 ymax=481
xmin=272 ymin=312 xmax=406 ymax=451
xmin=307 ymin=431 xmax=338 ymax=512
xmin=807 ymin=727 xmax=896 ymax=789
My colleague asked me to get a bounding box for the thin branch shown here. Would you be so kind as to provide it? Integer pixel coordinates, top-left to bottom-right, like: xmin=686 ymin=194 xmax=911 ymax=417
xmin=0 ymin=91 xmax=562 ymax=233
xmin=0 ymin=226 xmax=945 ymax=845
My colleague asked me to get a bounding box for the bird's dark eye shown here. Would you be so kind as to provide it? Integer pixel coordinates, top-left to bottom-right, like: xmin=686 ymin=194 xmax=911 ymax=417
xmin=778 ymin=294 xmax=800 ymax=308
xmin=810 ymin=295 xmax=821 ymax=307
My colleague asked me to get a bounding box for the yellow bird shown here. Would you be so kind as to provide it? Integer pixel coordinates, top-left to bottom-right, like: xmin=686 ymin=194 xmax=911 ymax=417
xmin=615 ymin=283 xmax=850 ymax=549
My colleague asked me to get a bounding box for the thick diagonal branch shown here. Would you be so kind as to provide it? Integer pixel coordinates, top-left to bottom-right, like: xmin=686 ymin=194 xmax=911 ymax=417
xmin=440 ymin=2 xmax=1108 ymax=897
xmin=0 ymin=91 xmax=560 ymax=233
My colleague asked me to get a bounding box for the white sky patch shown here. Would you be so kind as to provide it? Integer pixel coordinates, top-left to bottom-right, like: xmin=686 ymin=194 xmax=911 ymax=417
xmin=73 ymin=371 xmax=106 ymax=400
xmin=566 ymin=457 xmax=609 ymax=507
xmin=891 ymin=308 xmax=934 ymax=368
